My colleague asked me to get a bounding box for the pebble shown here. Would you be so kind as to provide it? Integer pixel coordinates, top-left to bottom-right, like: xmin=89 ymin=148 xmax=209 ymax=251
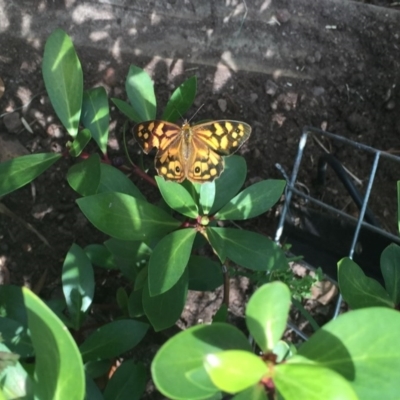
xmin=265 ymin=80 xmax=278 ymax=96
xmin=276 ymin=9 xmax=291 ymax=24
xmin=46 ymin=124 xmax=64 ymax=138
xmin=3 ymin=112 xmax=22 ymax=132
xmin=250 ymin=93 xmax=258 ymax=103
xmin=312 ymin=87 xmax=325 ymax=97
xmin=385 ymin=100 xmax=395 ymax=111
xmin=217 ymin=98 xmax=227 ymax=112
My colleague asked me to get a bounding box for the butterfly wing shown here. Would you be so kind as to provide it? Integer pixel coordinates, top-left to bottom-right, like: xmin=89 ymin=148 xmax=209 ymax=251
xmin=132 ymin=120 xmax=181 ymax=153
xmin=186 ymin=135 xmax=224 ymax=183
xmin=191 ymin=120 xmax=252 ymax=156
xmin=154 ymin=135 xmax=186 ymax=182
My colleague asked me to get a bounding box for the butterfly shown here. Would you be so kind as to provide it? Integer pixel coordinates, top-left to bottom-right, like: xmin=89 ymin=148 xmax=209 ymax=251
xmin=132 ymin=119 xmax=252 ymax=183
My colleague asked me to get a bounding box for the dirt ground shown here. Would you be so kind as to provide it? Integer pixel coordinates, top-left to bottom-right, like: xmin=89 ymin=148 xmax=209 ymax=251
xmin=1 ymin=0 xmax=400 ymax=398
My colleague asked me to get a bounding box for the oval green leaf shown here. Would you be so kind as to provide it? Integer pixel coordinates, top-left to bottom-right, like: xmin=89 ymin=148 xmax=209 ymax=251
xmin=338 ymin=257 xmax=393 ymax=309
xmin=81 ymin=87 xmax=109 ymax=154
xmin=80 ymin=319 xmax=148 ymax=362
xmin=151 ymin=323 xmax=252 ymax=399
xmin=97 ymin=163 xmax=145 ymax=200
xmin=149 ymin=228 xmax=197 ymax=296
xmin=67 ymin=154 xmax=101 ymax=196
xmin=199 ymin=181 xmax=216 ymax=215
xmin=246 ymin=282 xmax=291 ymax=352
xmin=380 ymin=243 xmax=400 ymax=304
xmin=215 ymin=180 xmax=286 ymax=220
xmin=126 ymin=65 xmax=156 ymax=121
xmin=104 ymin=360 xmax=147 ymax=400
xmin=275 ymin=363 xmax=357 ymax=400
xmin=62 ymin=243 xmax=94 ymax=315
xmin=210 ymin=156 xmax=247 ymax=215
xmin=156 ymin=176 xmax=199 ymax=218
xmin=23 ymin=287 xmax=85 ymax=400
xmin=204 ymin=350 xmax=267 ymax=394
xmin=162 ymin=76 xmax=197 ymax=122
xmin=143 ymin=268 xmax=188 ymax=331
xmin=207 ymin=227 xmax=288 ymax=271
xmin=42 ymin=29 xmax=83 ymax=137
xmin=0 ymin=153 xmax=61 ymax=197
xmin=298 ymin=307 xmax=400 ymax=400
xmin=76 ymin=192 xmax=180 ymax=240
xmin=68 ymin=128 xmax=92 ymax=157
xmin=188 ymin=256 xmax=223 ymax=291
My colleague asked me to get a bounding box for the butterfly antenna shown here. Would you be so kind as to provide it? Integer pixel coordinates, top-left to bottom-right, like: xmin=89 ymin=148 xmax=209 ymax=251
xmin=188 ymin=103 xmax=205 ymax=123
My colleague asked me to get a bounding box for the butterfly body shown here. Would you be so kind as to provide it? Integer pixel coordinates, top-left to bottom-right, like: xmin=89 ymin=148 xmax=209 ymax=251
xmin=133 ymin=119 xmax=251 ymax=183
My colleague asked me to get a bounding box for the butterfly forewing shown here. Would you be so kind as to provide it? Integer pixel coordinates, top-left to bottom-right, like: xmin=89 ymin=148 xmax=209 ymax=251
xmin=193 ymin=120 xmax=252 ymax=156
xmin=133 ymin=120 xmax=181 ymax=153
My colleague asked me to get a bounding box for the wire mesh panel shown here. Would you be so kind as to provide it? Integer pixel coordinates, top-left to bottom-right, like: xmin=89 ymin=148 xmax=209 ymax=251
xmin=274 ymin=126 xmax=400 ymax=322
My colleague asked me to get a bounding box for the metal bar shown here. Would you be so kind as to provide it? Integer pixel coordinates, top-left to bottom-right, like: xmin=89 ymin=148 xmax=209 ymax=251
xmin=304 ymin=126 xmax=400 ymax=163
xmin=286 ymin=186 xmax=400 ymax=246
xmin=333 ymin=151 xmax=382 ymax=319
xmin=275 ymin=132 xmax=309 ymax=243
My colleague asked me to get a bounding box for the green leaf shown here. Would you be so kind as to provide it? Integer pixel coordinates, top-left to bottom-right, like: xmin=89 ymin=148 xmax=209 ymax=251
xmin=149 ymin=228 xmax=196 ymax=296
xmin=77 ymin=192 xmax=180 ymax=240
xmin=213 ymin=304 xmax=228 ymax=323
xmin=62 ymin=243 xmax=94 ymax=316
xmin=210 ymin=156 xmax=247 ymax=215
xmin=143 ymin=268 xmax=188 ymax=331
xmin=82 ymin=87 xmax=109 ymax=154
xmin=199 ymin=182 xmax=216 ymax=215
xmin=162 ymin=76 xmax=197 ymax=122
xmin=156 ymin=176 xmax=199 ymax=218
xmin=111 ymin=98 xmax=143 ymax=123
xmin=188 ymin=256 xmax=223 ymax=291
xmin=274 ymin=362 xmax=357 ymax=400
xmin=151 ymin=323 xmax=252 ymax=399
xmin=245 ymin=282 xmax=291 ymax=352
xmin=84 ymin=244 xmax=117 ymax=269
xmin=104 ymin=360 xmax=147 ymax=400
xmin=68 ymin=128 xmax=92 ymax=157
xmin=0 ymin=343 xmax=33 ymax=399
xmin=398 ymin=181 xmax=400 ymax=233
xmin=0 ymin=317 xmax=32 ymax=358
xmin=23 ymin=287 xmax=85 ymax=400
xmin=85 ymin=374 xmax=104 ymax=399
xmin=85 ymin=360 xmax=111 ymax=379
xmin=0 ymin=153 xmax=61 ymax=197
xmin=215 ymin=180 xmax=285 ymax=220
xmin=97 ymin=163 xmax=145 ymax=200
xmin=67 ymin=154 xmax=101 ymax=196
xmin=0 ymin=286 xmax=27 ymax=326
xmin=298 ymin=307 xmax=400 ymax=400
xmin=231 ymin=384 xmax=267 ymax=400
xmin=204 ymin=350 xmax=267 ymax=394
xmin=207 ymin=228 xmax=288 ymax=271
xmin=380 ymin=243 xmax=400 ymax=305
xmin=128 ymin=288 xmax=144 ymax=318
xmin=116 ymin=287 xmax=129 ymax=315
xmin=338 ymin=258 xmax=393 ymax=309
xmin=126 ymin=65 xmax=156 ymax=121
xmin=80 ymin=319 xmax=148 ymax=362
xmin=42 ymin=29 xmax=83 ymax=137
xmin=105 ymin=238 xmax=151 ymax=281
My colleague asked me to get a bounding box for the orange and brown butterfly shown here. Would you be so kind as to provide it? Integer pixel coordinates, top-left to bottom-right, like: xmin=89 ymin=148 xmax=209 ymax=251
xmin=132 ymin=119 xmax=252 ymax=184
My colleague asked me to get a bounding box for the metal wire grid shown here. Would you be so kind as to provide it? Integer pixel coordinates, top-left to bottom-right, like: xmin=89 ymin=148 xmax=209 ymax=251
xmin=274 ymin=126 xmax=400 ymax=335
